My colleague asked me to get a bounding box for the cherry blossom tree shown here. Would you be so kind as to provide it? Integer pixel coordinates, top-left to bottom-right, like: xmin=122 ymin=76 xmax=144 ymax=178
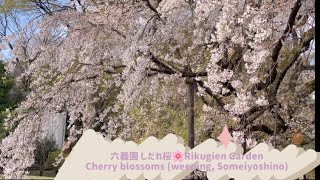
xmin=0 ymin=0 xmax=315 ymax=178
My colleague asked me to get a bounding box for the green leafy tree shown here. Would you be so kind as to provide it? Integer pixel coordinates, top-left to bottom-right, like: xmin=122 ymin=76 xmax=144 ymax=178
xmin=34 ymin=137 xmax=57 ymax=176
xmin=0 ymin=61 xmax=14 ymax=109
xmin=0 ymin=61 xmax=14 ymax=139
xmin=0 ymin=60 xmax=25 ymax=139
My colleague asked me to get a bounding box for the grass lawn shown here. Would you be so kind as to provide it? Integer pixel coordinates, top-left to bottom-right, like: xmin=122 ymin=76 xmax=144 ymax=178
xmin=0 ymin=175 xmax=53 ymax=179
xmin=1 ymin=170 xmax=55 ymax=179
xmin=29 ymin=170 xmax=56 ymax=177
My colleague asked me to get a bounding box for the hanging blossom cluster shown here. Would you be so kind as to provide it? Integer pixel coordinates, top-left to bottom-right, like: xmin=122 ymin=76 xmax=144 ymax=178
xmin=206 ymin=48 xmax=234 ymax=94
xmin=0 ymin=2 xmax=142 ymax=178
xmin=116 ymin=55 xmax=152 ymax=138
xmin=192 ymin=0 xmax=314 ymax=149
xmin=232 ymin=131 xmax=257 ymax=149
xmin=201 ymin=0 xmax=280 ymax=116
xmin=0 ymin=91 xmax=52 ymax=178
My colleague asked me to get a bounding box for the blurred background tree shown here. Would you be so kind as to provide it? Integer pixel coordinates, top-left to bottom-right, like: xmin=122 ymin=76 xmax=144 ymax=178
xmin=33 ymin=136 xmax=57 ymax=176
xmin=0 ymin=60 xmax=25 ymax=139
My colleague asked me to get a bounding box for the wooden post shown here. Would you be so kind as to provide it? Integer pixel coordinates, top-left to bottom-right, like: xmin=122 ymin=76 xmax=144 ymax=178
xmin=185 ymin=65 xmax=195 ymax=149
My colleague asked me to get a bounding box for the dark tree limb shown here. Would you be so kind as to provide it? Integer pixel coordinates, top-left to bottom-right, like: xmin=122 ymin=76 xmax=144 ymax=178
xmin=143 ymin=0 xmax=161 ymax=18
xmin=249 ymin=124 xmax=274 ymax=135
xmin=149 ymin=52 xmax=177 ymax=74
xmin=195 ymin=79 xmax=226 ymax=109
xmin=234 ymin=103 xmax=276 ymax=131
xmin=268 ymin=27 xmax=314 ymax=98
xmin=254 ymin=0 xmax=302 ymax=91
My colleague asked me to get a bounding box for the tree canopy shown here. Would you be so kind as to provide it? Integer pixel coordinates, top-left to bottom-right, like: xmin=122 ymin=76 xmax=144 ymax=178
xmin=0 ymin=0 xmax=315 ymax=179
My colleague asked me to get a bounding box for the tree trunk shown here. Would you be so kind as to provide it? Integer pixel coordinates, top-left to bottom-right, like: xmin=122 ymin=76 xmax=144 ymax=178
xmin=55 ymin=167 xmax=59 ymax=175
xmin=39 ymin=165 xmax=44 ymax=176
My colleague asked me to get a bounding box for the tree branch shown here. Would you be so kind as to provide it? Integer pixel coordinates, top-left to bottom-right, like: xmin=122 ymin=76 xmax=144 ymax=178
xmin=144 ymin=0 xmax=161 ymax=18
xmin=195 ymin=79 xmax=226 ymax=109
xmin=254 ymin=0 xmax=302 ymax=91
